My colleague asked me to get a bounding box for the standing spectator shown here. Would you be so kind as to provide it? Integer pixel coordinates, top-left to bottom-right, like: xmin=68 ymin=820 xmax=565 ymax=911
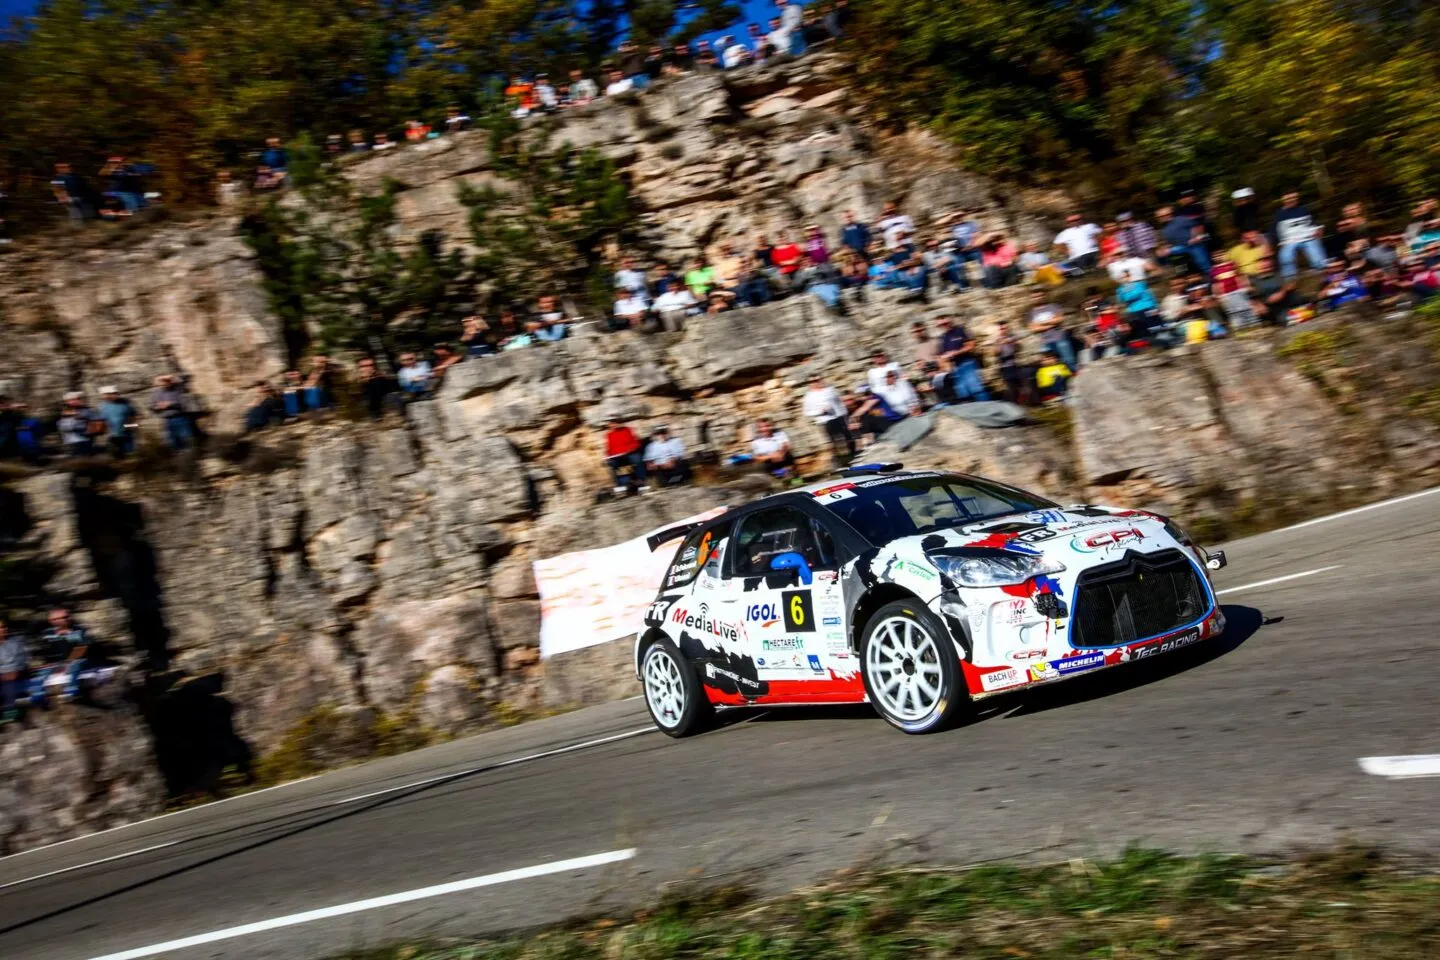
xmin=653 ymin=284 xmax=700 ymax=330
xmin=803 ymin=375 xmax=854 ymax=460
xmin=747 ymin=24 xmax=771 ymax=63
xmin=643 ymin=45 xmax=667 ymax=81
xmin=866 ymin=349 xmax=903 ymax=394
xmin=750 ymin=418 xmax=796 ymax=478
xmin=51 ymin=162 xmax=96 ymax=222
xmin=261 ymin=137 xmax=289 ymax=174
xmin=841 ymin=210 xmax=872 ymax=258
xmin=652 ymin=260 xmax=683 ymax=296
xmin=1115 ymin=211 xmax=1158 ymax=259
xmin=1228 ymin=230 xmax=1272 ymax=277
xmin=34 ymin=608 xmax=90 ymax=704
xmin=570 ymin=70 xmax=599 ymax=104
xmin=397 ymin=352 xmax=434 ymax=396
xmin=150 ymin=375 xmax=194 ymax=449
xmin=694 ymin=41 xmax=721 ymax=71
xmin=712 ymin=242 xmax=745 ymax=294
xmin=614 ymin=256 xmax=650 ymax=301
xmin=777 ymin=0 xmax=805 ymax=53
xmin=1053 ymin=214 xmax=1103 ymax=273
xmin=767 ymin=16 xmax=793 ymax=59
xmin=533 ymin=75 xmax=558 ymax=111
xmin=803 ymin=224 xmax=830 ymax=264
xmin=1158 ymin=206 xmax=1211 ymax=274
xmin=0 ymin=396 xmax=17 ymax=459
xmin=0 ymin=619 xmax=24 ymax=723
xmin=99 ymin=155 xmax=145 ymax=216
xmin=1230 ymin=188 xmax=1260 ymax=235
xmin=280 ymin=369 xmax=306 ymax=418
xmin=1273 ymin=191 xmax=1327 ymax=278
xmin=432 ymin=343 xmax=462 ymax=377
xmin=993 ymin=320 xmax=1026 ymax=403
xmin=604 ymin=420 xmax=649 ymax=493
xmin=1248 ymin=256 xmax=1298 ymax=325
xmin=97 ymin=386 xmax=138 ymax=456
xmin=1211 ymin=251 xmax=1257 ymax=328
xmin=734 ymin=255 xmax=773 ymax=307
xmin=668 ymin=42 xmax=695 ymax=73
xmin=617 ymin=39 xmax=646 ymax=84
xmin=461 ymin=315 xmax=494 ymax=356
xmin=244 ymin=381 xmax=284 ymax=432
xmin=57 ymin=391 xmax=98 ymax=456
xmin=936 ymin=316 xmax=989 ymax=402
xmin=1029 ymin=291 xmax=1077 ymax=370
xmin=1333 ymin=202 xmax=1370 ymax=258
xmin=445 ymin=105 xmax=472 ymax=133
xmin=1034 ymin=348 xmax=1073 ymax=402
xmin=214 ymin=169 xmax=245 ymax=207
xmin=772 ymin=231 xmax=804 ymax=278
xmin=877 ymin=201 xmax=915 ymax=255
xmin=605 ymin=69 xmax=634 ymax=96
xmin=684 ymin=255 xmax=717 ymax=298
xmin=752 ymin=233 xmax=777 ymax=271
xmin=721 ymin=35 xmax=750 ymax=69
xmin=643 ymin=426 xmax=691 ymax=486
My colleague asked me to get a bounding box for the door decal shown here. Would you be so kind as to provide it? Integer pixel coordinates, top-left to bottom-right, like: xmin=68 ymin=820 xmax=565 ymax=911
xmin=782 ymin=590 xmax=816 ymax=633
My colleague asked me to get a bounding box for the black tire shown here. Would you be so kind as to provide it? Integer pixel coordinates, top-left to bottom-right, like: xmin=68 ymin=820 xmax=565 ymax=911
xmin=639 ymin=636 xmax=714 ymax=738
xmin=858 ymin=599 xmax=966 ymax=734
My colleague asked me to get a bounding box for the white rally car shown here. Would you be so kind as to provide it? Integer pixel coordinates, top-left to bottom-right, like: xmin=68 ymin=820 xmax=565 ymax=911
xmin=635 ymin=465 xmax=1227 ymax=736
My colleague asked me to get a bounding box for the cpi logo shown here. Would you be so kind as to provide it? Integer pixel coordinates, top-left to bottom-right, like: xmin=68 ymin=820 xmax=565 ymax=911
xmin=1073 ymin=527 xmax=1146 ymax=552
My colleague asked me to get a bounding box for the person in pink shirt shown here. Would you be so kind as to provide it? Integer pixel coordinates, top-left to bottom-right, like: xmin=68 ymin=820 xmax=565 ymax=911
xmin=980 ymin=233 xmax=1019 ymax=288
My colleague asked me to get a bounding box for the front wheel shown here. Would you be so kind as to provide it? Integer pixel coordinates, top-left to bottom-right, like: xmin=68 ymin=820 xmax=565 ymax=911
xmin=859 ymin=600 xmax=965 ymax=734
xmin=640 ymin=637 xmax=713 ymax=737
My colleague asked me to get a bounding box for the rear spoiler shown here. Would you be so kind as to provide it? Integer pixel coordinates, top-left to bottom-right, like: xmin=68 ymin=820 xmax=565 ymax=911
xmin=646 ymin=512 xmax=725 ymax=553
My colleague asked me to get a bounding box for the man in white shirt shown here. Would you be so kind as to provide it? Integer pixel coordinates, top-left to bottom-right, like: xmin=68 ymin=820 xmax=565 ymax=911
xmin=604 ymin=69 xmax=634 ymax=96
xmin=1053 ymin=214 xmax=1103 ymax=272
xmin=652 ymin=286 xmax=699 ymax=331
xmin=613 ymin=256 xmax=649 ymax=301
xmin=1106 ymin=252 xmax=1154 ymax=285
xmin=720 ymin=35 xmax=750 ymax=68
xmin=643 ymin=425 xmax=691 ymax=486
xmin=802 ymin=374 xmax=855 ymax=460
xmin=877 ymin=201 xmax=915 ymax=253
xmin=750 ymin=418 xmax=795 ymax=478
xmin=866 ymin=349 xmax=903 ymax=394
xmin=766 ymin=16 xmax=792 ymax=59
xmin=777 ymin=0 xmax=804 ymax=53
xmin=613 ymin=294 xmax=649 ymax=330
xmin=875 ymin=368 xmax=921 ymax=417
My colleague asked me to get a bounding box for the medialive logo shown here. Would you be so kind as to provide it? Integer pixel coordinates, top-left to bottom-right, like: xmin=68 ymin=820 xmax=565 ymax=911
xmin=672 ymin=604 xmax=745 ymax=642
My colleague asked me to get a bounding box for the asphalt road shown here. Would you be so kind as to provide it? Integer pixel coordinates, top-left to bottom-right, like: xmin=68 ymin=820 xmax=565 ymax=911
xmin=4 ymin=489 xmax=1440 ymax=960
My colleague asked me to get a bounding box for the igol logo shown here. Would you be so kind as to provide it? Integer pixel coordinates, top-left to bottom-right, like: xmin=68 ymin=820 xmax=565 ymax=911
xmin=746 ymin=603 xmax=779 ymax=624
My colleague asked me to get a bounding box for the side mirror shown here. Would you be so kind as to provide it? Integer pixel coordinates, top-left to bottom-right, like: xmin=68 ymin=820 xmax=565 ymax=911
xmin=769 ymin=552 xmax=813 ymax=585
xmin=1205 ymin=550 xmax=1227 ymax=571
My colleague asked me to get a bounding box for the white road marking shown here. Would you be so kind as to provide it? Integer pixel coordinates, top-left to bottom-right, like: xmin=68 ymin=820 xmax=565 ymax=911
xmin=1358 ymin=755 xmax=1440 ymax=779
xmin=328 ymin=726 xmax=657 ymax=806
xmin=84 ymin=847 xmax=638 ymax=960
xmin=0 ymin=841 xmax=180 ymax=892
xmin=0 ymin=777 xmax=319 ymax=864
xmin=1216 ymin=565 xmax=1342 ymax=596
xmin=1258 ymin=486 xmax=1440 ymax=536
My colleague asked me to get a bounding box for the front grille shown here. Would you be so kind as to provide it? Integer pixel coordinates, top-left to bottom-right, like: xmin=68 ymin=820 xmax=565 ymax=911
xmin=1071 ymin=549 xmax=1207 ymax=648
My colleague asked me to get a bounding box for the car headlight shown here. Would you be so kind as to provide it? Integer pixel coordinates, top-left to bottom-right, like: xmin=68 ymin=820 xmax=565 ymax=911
xmin=929 ymin=551 xmax=1066 ymax=588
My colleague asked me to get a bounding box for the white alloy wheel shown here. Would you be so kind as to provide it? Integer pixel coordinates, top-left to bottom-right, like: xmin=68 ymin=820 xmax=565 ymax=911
xmin=643 ymin=644 xmax=687 ymax=729
xmin=865 ymin=614 xmax=944 ymax=722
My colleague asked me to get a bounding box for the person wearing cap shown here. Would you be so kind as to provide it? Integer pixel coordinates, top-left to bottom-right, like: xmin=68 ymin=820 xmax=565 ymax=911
xmin=643 ymin=426 xmax=691 ymax=487
xmin=1231 ymin=188 xmax=1260 ymax=236
xmin=803 ymin=375 xmax=854 ymax=460
xmin=57 ymin=391 xmax=97 ymax=456
xmin=97 ymin=386 xmax=138 ymax=457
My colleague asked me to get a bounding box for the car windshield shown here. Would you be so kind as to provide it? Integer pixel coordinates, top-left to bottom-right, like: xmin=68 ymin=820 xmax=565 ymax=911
xmin=822 ymin=473 xmax=1058 ymax=544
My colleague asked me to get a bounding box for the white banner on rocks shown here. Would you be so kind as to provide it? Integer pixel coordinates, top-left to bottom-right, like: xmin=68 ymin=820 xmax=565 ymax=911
xmin=535 ymin=507 xmax=729 ymax=659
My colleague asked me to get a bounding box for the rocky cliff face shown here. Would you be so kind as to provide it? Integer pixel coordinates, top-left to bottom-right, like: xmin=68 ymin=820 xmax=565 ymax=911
xmin=4 ymin=53 xmax=1440 ymax=853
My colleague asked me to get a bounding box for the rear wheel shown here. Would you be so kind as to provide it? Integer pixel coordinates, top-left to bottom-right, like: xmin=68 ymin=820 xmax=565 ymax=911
xmin=640 ymin=637 xmax=713 ymax=737
xmin=859 ymin=600 xmax=965 ymax=734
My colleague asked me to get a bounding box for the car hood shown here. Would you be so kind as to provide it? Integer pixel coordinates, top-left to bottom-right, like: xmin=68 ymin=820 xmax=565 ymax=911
xmin=892 ymin=505 xmax=1174 ymax=562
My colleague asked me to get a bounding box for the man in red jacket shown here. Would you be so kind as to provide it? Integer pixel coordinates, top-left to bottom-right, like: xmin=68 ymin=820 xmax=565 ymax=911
xmin=604 ymin=420 xmax=650 ymax=494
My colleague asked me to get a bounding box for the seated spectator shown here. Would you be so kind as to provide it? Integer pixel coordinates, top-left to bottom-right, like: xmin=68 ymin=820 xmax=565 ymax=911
xmin=534 ymin=75 xmax=558 ymax=111
xmin=1018 ymin=241 xmax=1057 ymax=285
xmin=497 ymin=307 xmax=534 ymax=349
xmin=866 ymin=349 xmax=903 ymax=394
xmin=792 ymin=253 xmax=844 ymax=311
xmin=532 ymin=302 xmax=569 ymax=343
xmin=1116 ymin=211 xmax=1158 ymax=259
xmin=1247 ymin=256 xmax=1298 ymax=325
xmin=712 ymin=242 xmax=744 ymax=292
xmin=1179 ymin=276 xmax=1221 ymax=342
xmin=668 ymin=42 xmax=695 ymax=73
xmin=0 ymin=396 xmax=17 ymax=459
xmin=705 ymin=289 xmax=736 ymax=314
xmin=720 ymin=34 xmax=750 ymax=68
xmin=244 ymin=381 xmax=284 ymax=432
xmin=1106 ymin=249 xmax=1154 ymax=285
xmin=1229 ymin=230 xmax=1272 ymax=277
xmin=32 ymin=607 xmax=90 ymax=705
xmin=51 ymin=162 xmax=97 ymax=222
xmin=99 ymin=155 xmax=146 ymax=216
xmin=1115 ymin=276 xmax=1160 ymax=328
xmin=373 ymin=132 xmax=397 ymax=151
xmin=261 ymin=136 xmax=289 ymax=174
xmin=747 ymin=24 xmax=771 ymax=63
xmin=569 ymin=69 xmax=599 ymax=104
xmin=804 ymin=224 xmax=830 ymax=264
xmin=1211 ymin=251 xmax=1258 ymax=328
xmin=910 ymin=320 xmax=939 ymax=372
xmin=404 ymin=119 xmax=431 ymax=143
xmin=750 ymin=418 xmax=796 ymax=479
xmin=444 ymin=105 xmax=471 ymax=133
xmin=605 ymin=69 xmax=634 ymax=96
xmin=643 ymin=425 xmax=691 ymax=486
xmin=838 ymin=253 xmax=870 ymax=295
xmin=936 ymin=316 xmax=989 ymax=402
xmin=614 ymin=256 xmax=650 ymax=301
xmin=752 ymin=233 xmax=777 ymax=272
xmin=1028 ymin=291 xmax=1077 ymax=369
xmin=304 ymin=354 xmax=336 ymax=410
xmin=397 ymin=352 xmax=434 ymax=396
xmin=849 ymin=386 xmax=903 ymax=444
xmin=1035 ymin=348 xmax=1073 ymax=402
xmin=841 ymin=210 xmax=872 ymax=259
xmin=280 ymin=369 xmax=305 ymax=418
xmin=694 ymin=39 xmax=719 ymax=71
xmin=97 ymin=386 xmax=138 ymax=456
xmin=461 ymin=315 xmax=495 ymax=356
xmin=432 ymin=343 xmax=462 ymax=377
xmin=57 ymin=391 xmax=98 ymax=456
xmin=653 ymin=285 xmax=700 ymax=330
xmin=215 ymin=169 xmax=245 ymax=207
xmin=803 ymin=375 xmax=855 ymax=460
xmin=1321 ymin=259 xmax=1368 ymax=310
xmin=734 ymin=254 xmax=773 ymax=307
xmin=772 ymin=231 xmax=804 ymax=279
xmin=979 ymin=233 xmax=1020 ymax=288
xmin=604 ymin=419 xmax=649 ymax=493
xmin=613 ymin=291 xmax=650 ymax=330
xmin=1053 ymin=214 xmax=1102 ymax=273
xmin=349 ymin=129 xmax=370 ymax=152
xmin=644 ymin=45 xmax=667 ymax=81
xmin=0 ymin=619 xmax=24 ymax=724
xmin=9 ymin=401 xmax=45 ymax=462
xmin=356 ymin=357 xmax=399 ymax=419
xmin=1158 ymin=205 xmax=1211 ymax=274
xmin=684 ymin=256 xmax=717 ymax=298
xmin=875 ymin=367 xmax=921 ymax=417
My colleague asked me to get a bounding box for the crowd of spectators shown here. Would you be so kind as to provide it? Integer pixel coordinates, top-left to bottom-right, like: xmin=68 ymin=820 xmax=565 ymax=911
xmin=0 ymin=375 xmax=205 ymax=464
xmin=1 ymin=609 xmax=108 ymax=725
